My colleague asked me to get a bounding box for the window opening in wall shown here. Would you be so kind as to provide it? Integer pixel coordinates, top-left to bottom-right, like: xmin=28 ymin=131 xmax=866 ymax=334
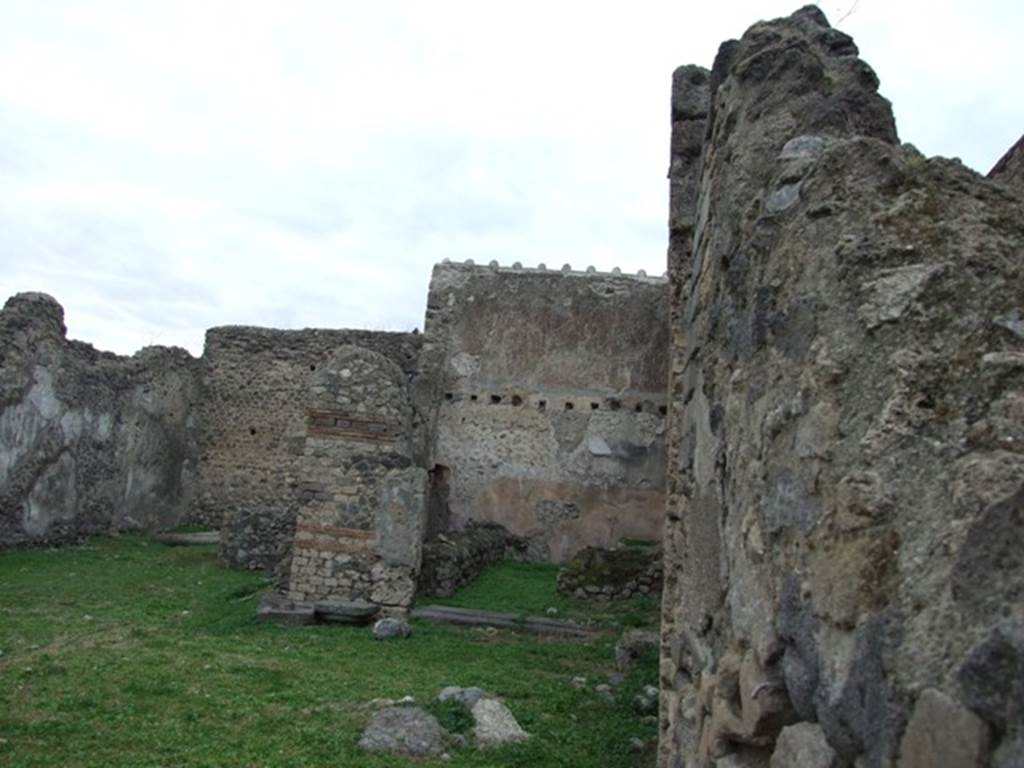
xmin=609 ymin=399 xmax=621 ymax=411
xmin=511 ymin=395 xmax=523 ymax=406
xmin=444 ymin=392 xmax=454 ymax=401
xmin=538 ymin=400 xmax=547 ymax=411
xmin=309 ymin=364 xmax=316 ymax=371
xmin=565 ymin=402 xmax=574 ymax=411
xmin=470 ymin=394 xmax=478 ymax=402
xmin=249 ymin=427 xmax=257 ymax=436
xmin=635 ymin=403 xmax=643 ymax=413
xmin=490 ymin=395 xmax=502 ymax=404
xmin=590 ymin=402 xmax=599 ymax=410
xmin=659 ymin=405 xmax=668 ymax=416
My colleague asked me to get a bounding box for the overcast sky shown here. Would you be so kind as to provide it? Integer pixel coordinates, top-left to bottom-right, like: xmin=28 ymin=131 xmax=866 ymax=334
xmin=0 ymin=1 xmax=1020 ymax=356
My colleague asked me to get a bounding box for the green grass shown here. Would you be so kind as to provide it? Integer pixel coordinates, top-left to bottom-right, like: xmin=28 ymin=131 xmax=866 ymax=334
xmin=420 ymin=560 xmax=660 ymax=628
xmin=0 ymin=536 xmax=659 ymax=767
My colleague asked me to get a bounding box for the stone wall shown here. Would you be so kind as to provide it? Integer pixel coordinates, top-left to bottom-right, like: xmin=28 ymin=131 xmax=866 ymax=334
xmin=425 ymin=261 xmax=669 ymax=563
xmin=197 ymin=326 xmax=424 ymax=573
xmin=556 ymin=544 xmax=662 ymax=602
xmin=417 ymin=522 xmax=524 ymax=598
xmin=277 ymin=345 xmax=428 ymax=610
xmin=0 ymin=293 xmax=199 ymax=546
xmin=659 ymin=7 xmax=1024 ymax=768
xmin=988 ymin=133 xmax=1024 ymax=195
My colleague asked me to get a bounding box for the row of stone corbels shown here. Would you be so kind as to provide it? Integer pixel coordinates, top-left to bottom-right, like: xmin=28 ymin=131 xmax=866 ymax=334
xmin=439 ymin=257 xmax=667 ymax=280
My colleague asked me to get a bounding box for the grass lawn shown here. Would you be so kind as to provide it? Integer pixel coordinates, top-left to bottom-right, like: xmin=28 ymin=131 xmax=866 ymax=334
xmin=0 ymin=536 xmax=659 ymax=767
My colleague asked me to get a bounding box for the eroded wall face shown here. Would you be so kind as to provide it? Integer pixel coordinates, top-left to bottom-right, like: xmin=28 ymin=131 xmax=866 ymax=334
xmin=198 ymin=326 xmax=424 ymax=573
xmin=0 ymin=293 xmax=199 ymax=546
xmin=660 ymin=7 xmax=1024 ymax=768
xmin=282 ymin=345 xmax=426 ymax=610
xmin=426 ymin=263 xmax=668 ymax=563
xmin=988 ymin=134 xmax=1024 ymax=194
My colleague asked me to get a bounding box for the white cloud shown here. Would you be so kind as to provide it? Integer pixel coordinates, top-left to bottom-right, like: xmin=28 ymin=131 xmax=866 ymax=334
xmin=0 ymin=0 xmax=1020 ymax=355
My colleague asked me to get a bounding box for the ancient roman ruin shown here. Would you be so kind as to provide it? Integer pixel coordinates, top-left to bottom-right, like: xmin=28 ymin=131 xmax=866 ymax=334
xmin=0 ymin=259 xmax=669 ymax=613
xmin=1 ymin=6 xmax=1021 ymax=766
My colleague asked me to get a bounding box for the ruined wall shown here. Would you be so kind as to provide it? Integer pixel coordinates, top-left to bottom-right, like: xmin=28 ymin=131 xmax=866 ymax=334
xmin=660 ymin=7 xmax=1024 ymax=768
xmin=279 ymin=345 xmax=427 ymax=610
xmin=197 ymin=326 xmax=424 ymax=573
xmin=425 ymin=261 xmax=668 ymax=563
xmin=0 ymin=293 xmax=199 ymax=546
xmin=988 ymin=133 xmax=1024 ymax=195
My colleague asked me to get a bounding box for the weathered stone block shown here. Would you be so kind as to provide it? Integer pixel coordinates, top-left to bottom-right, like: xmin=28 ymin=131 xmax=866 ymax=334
xmin=769 ymin=722 xmax=837 ymax=768
xmin=898 ymin=689 xmax=991 ymax=768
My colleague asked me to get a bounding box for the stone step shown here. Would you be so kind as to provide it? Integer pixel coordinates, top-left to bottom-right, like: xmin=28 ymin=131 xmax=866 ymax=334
xmin=315 ymin=600 xmax=381 ymax=625
xmin=256 ymin=593 xmax=382 ymax=626
xmin=411 ymin=604 xmax=592 ymax=638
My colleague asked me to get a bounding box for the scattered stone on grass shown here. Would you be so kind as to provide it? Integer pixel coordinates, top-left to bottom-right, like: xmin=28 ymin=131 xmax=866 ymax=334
xmin=630 ymin=737 xmax=654 ymax=752
xmin=571 ymin=676 xmax=587 ymax=689
xmin=373 ymin=617 xmax=412 ymax=640
xmin=615 ymin=629 xmax=659 ymax=671
xmin=369 ymin=695 xmax=415 ymax=709
xmin=634 ymin=685 xmax=659 ymax=715
xmin=358 ymin=706 xmax=444 ymax=757
xmin=438 ymin=686 xmax=487 ymax=709
xmin=472 ymin=698 xmax=529 ymax=746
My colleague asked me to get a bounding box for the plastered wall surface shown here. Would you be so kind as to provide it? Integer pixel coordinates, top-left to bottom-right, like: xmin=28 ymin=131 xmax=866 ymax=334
xmin=426 ymin=262 xmax=669 ymax=562
xmin=0 ymin=293 xmax=199 ymax=546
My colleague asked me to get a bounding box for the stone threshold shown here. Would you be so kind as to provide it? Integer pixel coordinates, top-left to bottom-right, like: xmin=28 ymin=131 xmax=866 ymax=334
xmin=411 ymin=605 xmax=593 ymax=638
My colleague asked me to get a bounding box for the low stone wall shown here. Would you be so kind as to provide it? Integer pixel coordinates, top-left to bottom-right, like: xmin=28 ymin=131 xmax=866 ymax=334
xmin=556 ymin=544 xmax=662 ymax=601
xmin=417 ymin=522 xmax=525 ymax=598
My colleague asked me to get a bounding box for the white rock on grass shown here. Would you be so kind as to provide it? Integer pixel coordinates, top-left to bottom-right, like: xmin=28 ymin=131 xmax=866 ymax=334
xmin=358 ymin=706 xmax=444 ymax=757
xmin=372 ymin=617 xmax=411 ymax=640
xmin=472 ymin=698 xmax=529 ymax=747
xmin=438 ymin=686 xmax=487 ymax=709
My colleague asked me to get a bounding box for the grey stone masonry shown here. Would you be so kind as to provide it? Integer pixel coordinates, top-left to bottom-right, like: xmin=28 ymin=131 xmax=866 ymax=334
xmin=0 ymin=292 xmax=199 ymax=546
xmin=659 ymin=6 xmax=1023 ymax=768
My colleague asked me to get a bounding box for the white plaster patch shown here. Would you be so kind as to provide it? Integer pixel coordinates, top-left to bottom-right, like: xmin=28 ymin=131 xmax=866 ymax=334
xmin=449 ymin=352 xmax=480 ymax=378
xmin=858 ymin=264 xmax=944 ymax=328
xmin=60 ymin=410 xmax=84 ymax=443
xmin=22 ymin=452 xmax=78 ymax=536
xmin=27 ymin=366 xmax=62 ymax=420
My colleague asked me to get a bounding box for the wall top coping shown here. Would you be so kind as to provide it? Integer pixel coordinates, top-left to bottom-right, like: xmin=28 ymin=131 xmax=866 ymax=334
xmin=433 ymin=259 xmax=668 ymax=283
